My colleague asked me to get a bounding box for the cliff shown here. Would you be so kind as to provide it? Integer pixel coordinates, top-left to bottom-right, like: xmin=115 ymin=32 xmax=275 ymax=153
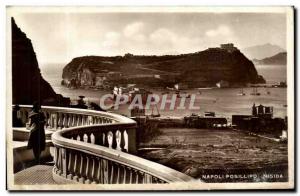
xmin=12 ymin=18 xmax=69 ymax=106
xmin=62 ymin=47 xmax=265 ymax=89
xmin=253 ymin=52 xmax=287 ymax=65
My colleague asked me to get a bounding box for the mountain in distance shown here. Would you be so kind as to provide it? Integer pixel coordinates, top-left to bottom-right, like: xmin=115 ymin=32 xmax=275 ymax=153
xmin=253 ymin=52 xmax=287 ymax=65
xmin=241 ymin=43 xmax=285 ymax=60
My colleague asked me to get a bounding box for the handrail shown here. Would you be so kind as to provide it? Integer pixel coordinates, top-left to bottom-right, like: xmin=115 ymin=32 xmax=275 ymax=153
xmin=17 ymin=105 xmax=136 ymax=124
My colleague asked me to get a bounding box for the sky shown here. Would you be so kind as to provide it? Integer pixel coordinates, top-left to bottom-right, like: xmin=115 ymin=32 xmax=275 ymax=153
xmin=10 ymin=10 xmax=287 ymax=68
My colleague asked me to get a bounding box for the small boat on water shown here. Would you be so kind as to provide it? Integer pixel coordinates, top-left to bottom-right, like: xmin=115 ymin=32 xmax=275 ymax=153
xmin=177 ymin=92 xmax=191 ymax=98
xmin=237 ymin=89 xmax=246 ymax=96
xmin=197 ymin=87 xmax=213 ymax=90
xmin=250 ymin=87 xmax=260 ymax=96
xmin=150 ymin=105 xmax=160 ymax=117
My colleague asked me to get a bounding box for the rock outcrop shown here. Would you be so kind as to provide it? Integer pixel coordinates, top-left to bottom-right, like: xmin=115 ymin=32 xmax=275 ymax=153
xmin=62 ymin=45 xmax=265 ymax=89
xmin=12 ymin=18 xmax=69 ymax=106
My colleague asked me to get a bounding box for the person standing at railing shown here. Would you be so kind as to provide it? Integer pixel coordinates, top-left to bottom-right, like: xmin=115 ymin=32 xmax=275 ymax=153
xmin=27 ymin=102 xmax=46 ymax=163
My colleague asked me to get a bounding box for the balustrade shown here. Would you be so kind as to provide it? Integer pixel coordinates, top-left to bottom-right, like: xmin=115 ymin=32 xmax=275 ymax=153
xmin=16 ymin=105 xmax=116 ymax=130
xmin=14 ymin=105 xmax=194 ymax=184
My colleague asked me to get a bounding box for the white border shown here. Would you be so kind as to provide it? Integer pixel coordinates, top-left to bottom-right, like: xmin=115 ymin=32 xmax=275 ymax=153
xmin=2 ymin=2 xmax=297 ymax=193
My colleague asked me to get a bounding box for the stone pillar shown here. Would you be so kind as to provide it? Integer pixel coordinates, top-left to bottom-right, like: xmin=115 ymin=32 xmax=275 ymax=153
xmin=126 ymin=128 xmax=137 ymax=154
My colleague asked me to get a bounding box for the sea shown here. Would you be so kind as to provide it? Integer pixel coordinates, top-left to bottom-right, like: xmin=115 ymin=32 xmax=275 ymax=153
xmin=41 ymin=64 xmax=287 ymax=121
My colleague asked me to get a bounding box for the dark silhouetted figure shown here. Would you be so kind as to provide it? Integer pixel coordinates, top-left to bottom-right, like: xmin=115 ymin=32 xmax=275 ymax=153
xmin=252 ymin=103 xmax=257 ymax=116
xmin=27 ymin=103 xmax=46 ymax=163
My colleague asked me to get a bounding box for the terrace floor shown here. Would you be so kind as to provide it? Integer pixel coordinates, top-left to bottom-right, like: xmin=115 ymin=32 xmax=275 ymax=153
xmin=14 ymin=164 xmax=57 ymax=185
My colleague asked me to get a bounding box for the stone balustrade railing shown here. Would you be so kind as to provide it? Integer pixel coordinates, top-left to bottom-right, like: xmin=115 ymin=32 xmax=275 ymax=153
xmin=15 ymin=105 xmax=195 ymax=184
xmin=16 ymin=105 xmax=122 ymax=130
xmin=52 ymin=124 xmax=194 ymax=184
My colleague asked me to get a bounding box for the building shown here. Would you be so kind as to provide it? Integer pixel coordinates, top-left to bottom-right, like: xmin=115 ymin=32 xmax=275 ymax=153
xmin=184 ymin=114 xmax=227 ymax=129
xmin=220 ymin=43 xmax=238 ymax=52
xmin=232 ymin=104 xmax=286 ymax=137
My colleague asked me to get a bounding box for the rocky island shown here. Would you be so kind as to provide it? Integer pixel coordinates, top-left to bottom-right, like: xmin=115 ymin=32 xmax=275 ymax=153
xmin=62 ymin=43 xmax=265 ymax=89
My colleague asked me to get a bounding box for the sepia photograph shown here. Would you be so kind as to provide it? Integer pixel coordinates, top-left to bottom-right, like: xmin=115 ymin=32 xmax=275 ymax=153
xmin=6 ymin=6 xmax=294 ymax=190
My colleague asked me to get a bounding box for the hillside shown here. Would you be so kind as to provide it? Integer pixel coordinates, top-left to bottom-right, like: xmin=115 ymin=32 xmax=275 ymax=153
xmin=12 ymin=18 xmax=70 ymax=106
xmin=62 ymin=47 xmax=266 ymax=89
xmin=253 ymin=52 xmax=287 ymax=65
xmin=241 ymin=43 xmax=285 ymax=60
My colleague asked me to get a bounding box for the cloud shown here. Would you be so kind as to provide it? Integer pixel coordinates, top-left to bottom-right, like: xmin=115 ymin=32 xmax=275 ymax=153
xmin=205 ymin=25 xmax=233 ymax=37
xmin=148 ymin=28 xmax=204 ymax=54
xmin=102 ymin=31 xmax=121 ymax=47
xmin=123 ymin=22 xmax=145 ymax=37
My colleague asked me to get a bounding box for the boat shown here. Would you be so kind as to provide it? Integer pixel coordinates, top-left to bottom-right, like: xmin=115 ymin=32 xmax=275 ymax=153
xmin=250 ymin=87 xmax=260 ymax=96
xmin=177 ymin=92 xmax=191 ymax=98
xmin=237 ymin=88 xmax=246 ymax=96
xmin=197 ymin=87 xmax=213 ymax=90
xmin=150 ymin=105 xmax=160 ymax=117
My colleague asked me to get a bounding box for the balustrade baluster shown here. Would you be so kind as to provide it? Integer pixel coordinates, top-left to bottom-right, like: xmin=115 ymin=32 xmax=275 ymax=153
xmin=83 ymin=134 xmax=88 ymax=143
xmin=51 ymin=113 xmax=57 ymax=129
xmin=102 ymin=133 xmax=106 ymax=146
xmin=73 ymin=153 xmax=79 ymax=182
xmin=116 ymin=130 xmax=121 ymax=151
xmin=57 ymin=113 xmax=61 ymax=129
xmin=67 ymin=114 xmax=72 ymax=128
xmin=57 ymin=148 xmax=62 ymax=175
xmin=67 ymin=150 xmax=74 ymax=180
xmin=97 ymin=158 xmax=101 ymax=184
xmin=96 ymin=117 xmax=100 ymax=124
xmin=81 ymin=116 xmax=85 ymax=126
xmin=103 ymin=159 xmax=109 ymax=184
xmin=91 ymin=158 xmax=96 ymax=184
xmin=85 ymin=156 xmax=91 ymax=184
xmin=67 ymin=151 xmax=72 ymax=172
xmin=143 ymin=173 xmax=152 ymax=184
xmin=79 ymin=154 xmax=85 ymax=183
xmin=110 ymin=162 xmax=114 ymax=184
xmin=123 ymin=130 xmax=129 ymax=152
xmin=135 ymin=170 xmax=139 ymax=184
xmin=70 ymin=114 xmax=76 ymax=127
xmin=122 ymin=166 xmax=127 ymax=184
xmin=63 ymin=113 xmax=68 ymax=128
xmin=53 ymin=147 xmax=58 ymax=173
xmin=107 ymin=131 xmax=113 ymax=149
xmin=44 ymin=112 xmax=49 ymax=129
xmin=129 ymin=168 xmax=133 ymax=184
xmin=61 ymin=113 xmax=65 ymax=128
xmin=61 ymin=148 xmax=68 ymax=178
xmin=90 ymin=133 xmax=95 ymax=144
xmin=55 ymin=112 xmax=59 ymax=129
xmin=77 ymin=115 xmax=82 ymax=127
xmin=116 ymin=164 xmax=120 ymax=184
xmin=46 ymin=111 xmax=50 ymax=129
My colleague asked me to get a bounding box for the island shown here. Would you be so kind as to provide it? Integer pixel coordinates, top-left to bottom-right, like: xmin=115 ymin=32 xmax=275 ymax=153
xmin=62 ymin=43 xmax=265 ymax=89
